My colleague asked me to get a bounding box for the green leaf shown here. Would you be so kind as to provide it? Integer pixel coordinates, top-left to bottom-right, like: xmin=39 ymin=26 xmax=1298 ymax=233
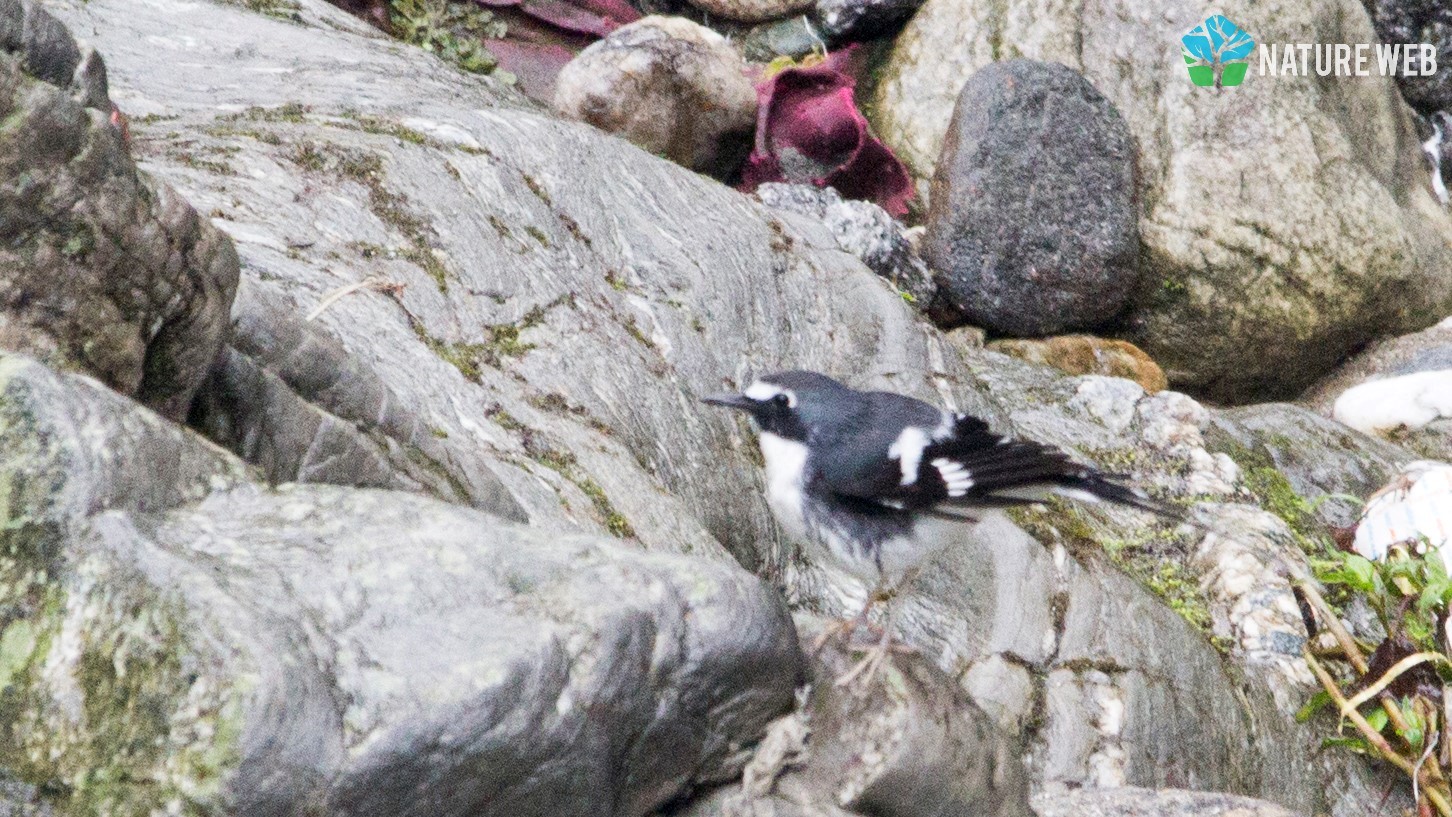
xmin=1398 ymin=699 xmax=1426 ymax=750
xmin=1296 ymin=690 xmax=1333 ymax=722
xmin=1345 ymin=555 xmax=1377 ymax=593
xmin=1320 ymin=735 xmax=1373 ymax=754
xmin=1365 ymin=707 xmax=1389 ymax=733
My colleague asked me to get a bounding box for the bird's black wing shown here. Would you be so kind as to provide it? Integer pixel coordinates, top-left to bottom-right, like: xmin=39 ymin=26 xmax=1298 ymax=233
xmin=809 ymin=390 xmax=948 ymax=505
xmin=921 ymin=414 xmax=1182 ymax=517
xmin=821 ymin=410 xmax=1181 ymax=519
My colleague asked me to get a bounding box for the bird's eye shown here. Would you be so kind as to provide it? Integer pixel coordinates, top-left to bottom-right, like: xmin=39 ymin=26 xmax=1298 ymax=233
xmin=773 ymin=393 xmax=790 ymax=407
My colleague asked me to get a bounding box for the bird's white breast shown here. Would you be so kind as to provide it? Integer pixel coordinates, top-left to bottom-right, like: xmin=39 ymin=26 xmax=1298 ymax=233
xmin=757 ymin=432 xmax=810 ymax=541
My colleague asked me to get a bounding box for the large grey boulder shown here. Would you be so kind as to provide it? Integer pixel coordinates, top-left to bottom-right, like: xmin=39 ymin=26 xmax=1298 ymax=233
xmin=0 ymin=353 xmax=803 ymax=816
xmin=924 ymin=60 xmax=1140 ymax=336
xmin=0 ymin=0 xmax=238 ymax=421
xmin=871 ymin=0 xmax=1452 ymax=402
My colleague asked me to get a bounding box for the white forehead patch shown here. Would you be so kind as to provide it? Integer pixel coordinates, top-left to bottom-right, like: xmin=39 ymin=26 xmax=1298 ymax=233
xmin=744 ymin=381 xmax=796 ymax=406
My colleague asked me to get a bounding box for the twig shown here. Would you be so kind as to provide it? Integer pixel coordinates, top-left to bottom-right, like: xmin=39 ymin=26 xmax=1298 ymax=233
xmin=1295 ymin=580 xmax=1368 ymax=672
xmin=306 ymin=276 xmax=407 ymax=321
xmin=1417 ymin=732 xmax=1443 ymax=810
xmin=1306 ymin=648 xmax=1452 ymax=817
xmin=1293 ymin=579 xmax=1425 ymax=739
xmin=1344 ymin=652 xmax=1452 ymax=712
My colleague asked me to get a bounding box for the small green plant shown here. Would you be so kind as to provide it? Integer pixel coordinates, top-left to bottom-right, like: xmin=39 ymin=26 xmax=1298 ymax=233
xmin=390 ymin=0 xmax=505 ymax=75
xmin=1298 ymin=546 xmax=1452 ymax=816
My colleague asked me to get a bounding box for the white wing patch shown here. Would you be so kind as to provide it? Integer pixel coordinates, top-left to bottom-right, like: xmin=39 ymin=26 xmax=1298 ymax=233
xmin=888 ymin=426 xmax=930 ymax=486
xmin=932 ymin=457 xmax=974 ymax=497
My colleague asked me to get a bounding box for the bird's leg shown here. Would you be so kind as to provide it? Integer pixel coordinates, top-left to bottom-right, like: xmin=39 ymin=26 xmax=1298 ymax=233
xmin=834 ymin=601 xmax=898 ymax=689
xmin=809 ymin=579 xmax=891 ymax=655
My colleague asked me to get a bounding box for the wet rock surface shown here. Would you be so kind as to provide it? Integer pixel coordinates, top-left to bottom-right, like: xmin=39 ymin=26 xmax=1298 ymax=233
xmin=923 ymin=60 xmax=1139 ymax=337
xmin=0 ymin=0 xmax=238 ymax=421
xmin=811 ymin=0 xmax=924 ymax=42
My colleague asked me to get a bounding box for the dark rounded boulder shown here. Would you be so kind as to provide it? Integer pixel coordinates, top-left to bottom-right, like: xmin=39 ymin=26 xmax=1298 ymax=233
xmin=1362 ymin=0 xmax=1452 ymax=116
xmin=923 ymin=59 xmax=1139 ymax=337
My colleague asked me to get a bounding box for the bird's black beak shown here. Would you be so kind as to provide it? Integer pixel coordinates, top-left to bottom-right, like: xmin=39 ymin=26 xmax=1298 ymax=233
xmin=701 ymin=392 xmax=756 ymax=412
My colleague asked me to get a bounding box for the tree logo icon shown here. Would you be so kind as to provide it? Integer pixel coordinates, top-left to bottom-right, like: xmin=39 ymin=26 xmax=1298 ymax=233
xmin=1182 ymin=15 xmax=1256 ymax=87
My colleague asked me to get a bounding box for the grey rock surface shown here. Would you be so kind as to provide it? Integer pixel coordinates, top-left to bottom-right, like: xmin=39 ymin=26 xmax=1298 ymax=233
xmin=1206 ymin=402 xmax=1416 ymax=529
xmin=1362 ymin=0 xmax=1452 ymax=116
xmin=9 ymin=1 xmax=1418 ymax=815
xmin=0 ymin=0 xmax=238 ymax=421
xmin=923 ymin=60 xmax=1139 ymax=336
xmin=737 ymin=16 xmax=824 ymax=62
xmin=191 ymin=279 xmax=528 ymax=521
xmin=678 ymin=0 xmax=813 ymax=25
xmin=553 ymin=16 xmax=756 ymax=177
xmin=670 ymin=615 xmax=1032 ymax=817
xmin=755 ymin=183 xmax=935 ymax=304
xmin=1034 ymin=787 xmax=1306 ymax=817
xmin=873 ymin=0 xmax=1452 ymax=401
xmin=0 ymin=352 xmax=804 ymax=817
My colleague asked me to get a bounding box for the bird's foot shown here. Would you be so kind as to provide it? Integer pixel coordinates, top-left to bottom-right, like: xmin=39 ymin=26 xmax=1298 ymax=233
xmin=833 ymin=625 xmax=912 ymax=691
xmin=810 ymin=614 xmax=872 ymax=655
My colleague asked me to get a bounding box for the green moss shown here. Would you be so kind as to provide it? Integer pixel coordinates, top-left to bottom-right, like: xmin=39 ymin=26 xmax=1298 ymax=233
xmin=413 ymin=324 xmax=487 ymax=382
xmin=525 ymin=392 xmax=613 ymax=436
xmin=484 ymin=405 xmax=524 ymax=431
xmin=59 ymin=224 xmax=95 ymax=260
xmin=578 ymin=478 xmax=635 ymax=538
xmin=223 ymin=102 xmax=308 ymax=124
xmin=605 ymin=271 xmax=629 ymax=292
xmin=205 ymin=124 xmax=283 ymax=145
xmin=487 ymin=324 xmax=535 ymax=360
xmin=170 ymin=151 xmax=236 ymax=176
xmin=224 ymin=0 xmax=302 ymax=19
xmin=289 ymin=141 xmax=328 ymax=172
xmin=620 ymin=316 xmax=654 ymax=350
xmin=487 ymin=215 xmax=512 ymax=239
xmin=391 ymin=0 xmax=506 ymax=75
xmin=521 ymin=173 xmax=551 ymax=205
xmin=1209 ymin=436 xmax=1332 ymax=556
xmin=524 ymin=442 xmax=634 ymax=538
xmin=339 ymin=111 xmax=432 ymax=145
xmin=399 ymin=246 xmax=450 ymax=290
xmin=524 ymin=226 xmax=550 ymax=247
xmin=287 ymin=141 xmax=452 ymax=292
xmin=1010 ymin=502 xmax=1220 ymax=647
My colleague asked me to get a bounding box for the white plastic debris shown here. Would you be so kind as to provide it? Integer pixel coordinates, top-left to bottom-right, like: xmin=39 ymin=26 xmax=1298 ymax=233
xmin=1333 ymin=370 xmax=1452 ymax=435
xmin=1353 ymin=462 xmax=1452 ymax=568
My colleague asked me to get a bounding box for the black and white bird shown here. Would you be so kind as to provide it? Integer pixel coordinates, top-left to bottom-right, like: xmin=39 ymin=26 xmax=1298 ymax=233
xmin=704 ymin=370 xmax=1178 ymax=682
